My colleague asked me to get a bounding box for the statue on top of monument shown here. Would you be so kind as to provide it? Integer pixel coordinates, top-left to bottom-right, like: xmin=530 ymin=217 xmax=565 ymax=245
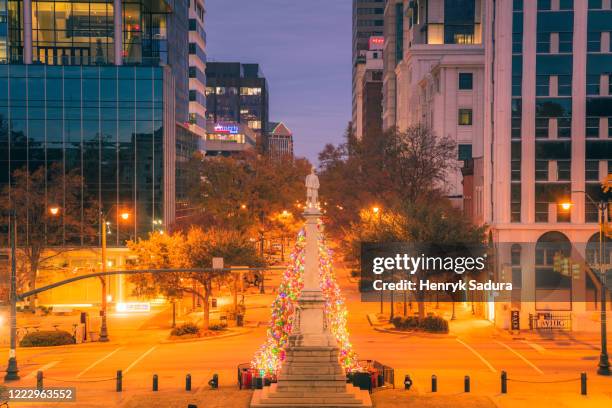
xmin=305 ymin=167 xmax=320 ymax=210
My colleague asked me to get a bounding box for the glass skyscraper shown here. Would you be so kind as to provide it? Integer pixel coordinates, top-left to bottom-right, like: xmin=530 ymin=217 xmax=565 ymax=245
xmin=0 ymin=0 xmax=193 ymax=246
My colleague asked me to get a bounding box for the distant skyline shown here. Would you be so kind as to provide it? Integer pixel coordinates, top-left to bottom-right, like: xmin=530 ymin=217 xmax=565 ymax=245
xmin=205 ymin=0 xmax=352 ymax=164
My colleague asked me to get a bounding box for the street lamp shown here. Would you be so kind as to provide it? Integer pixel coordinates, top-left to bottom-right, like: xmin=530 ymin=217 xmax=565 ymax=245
xmin=99 ymin=208 xmax=131 ymax=342
xmin=4 ymin=210 xmax=18 ymax=381
xmin=559 ymin=191 xmax=610 ymax=375
xmin=372 ymin=206 xmax=380 ymax=215
xmin=5 ymin=204 xmax=60 ymax=381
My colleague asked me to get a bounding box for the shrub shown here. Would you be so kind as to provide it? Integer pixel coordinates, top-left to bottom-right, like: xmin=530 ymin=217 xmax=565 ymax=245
xmin=391 ymin=315 xmax=448 ymax=333
xmin=208 ymin=324 xmax=227 ymax=331
xmin=170 ymin=323 xmax=200 ymax=337
xmin=420 ymin=316 xmax=449 ymax=333
xmin=20 ymin=330 xmax=75 ymax=347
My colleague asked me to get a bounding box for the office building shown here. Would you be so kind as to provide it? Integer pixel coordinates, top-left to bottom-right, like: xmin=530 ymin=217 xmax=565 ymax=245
xmin=187 ymin=0 xmax=207 ymax=136
xmin=352 ymin=0 xmax=384 ymax=138
xmin=205 ymin=62 xmax=269 ymax=148
xmin=267 ymin=121 xmax=294 ymax=160
xmin=0 ymin=0 xmax=194 ymax=245
xmin=392 ymin=0 xmax=485 ymax=206
xmin=353 ymin=36 xmax=383 ymax=140
xmin=382 ymin=0 xmax=404 ymax=131
xmin=479 ymin=0 xmax=611 ymax=330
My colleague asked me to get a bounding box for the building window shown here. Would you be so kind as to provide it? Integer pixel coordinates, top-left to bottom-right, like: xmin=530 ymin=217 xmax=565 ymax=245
xmin=536 ymin=75 xmax=549 ymax=96
xmin=558 ymin=117 xmax=571 ymax=138
xmin=558 ymin=75 xmax=572 ymax=96
xmin=240 ymin=87 xmax=261 ymax=96
xmin=586 ymin=160 xmax=600 ymax=181
xmin=511 ymin=184 xmax=521 ymax=222
xmin=557 ymin=160 xmax=571 ymax=180
xmin=458 ymin=109 xmax=473 ymax=125
xmin=589 ymin=0 xmax=602 ymax=9
xmin=586 ymin=117 xmax=600 ymax=138
xmin=189 ymin=67 xmax=196 ymax=78
xmin=537 ymin=33 xmax=550 ymax=53
xmin=535 ymin=118 xmax=549 ymax=138
xmin=558 ymin=32 xmax=573 ymax=53
xmin=458 ymin=73 xmax=473 ymax=90
xmin=587 ymin=31 xmax=602 ymax=52
xmin=511 ymin=99 xmax=522 ymax=138
xmin=511 ymin=141 xmax=521 ymax=181
xmin=248 ymin=120 xmax=261 ymax=130
xmin=587 ymin=74 xmax=600 ymax=95
xmin=536 ymin=160 xmax=549 ymax=181
xmin=513 ymin=0 xmax=524 ymax=11
xmin=458 ymin=144 xmax=472 ymax=161
xmin=535 ymin=202 xmax=549 ymax=222
xmin=538 ymin=0 xmax=552 ymax=10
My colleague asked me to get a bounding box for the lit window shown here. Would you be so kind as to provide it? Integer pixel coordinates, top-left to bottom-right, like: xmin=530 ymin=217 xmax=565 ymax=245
xmin=248 ymin=120 xmax=261 ymax=130
xmin=458 ymin=109 xmax=473 ymax=126
xmin=240 ymin=87 xmax=262 ymax=96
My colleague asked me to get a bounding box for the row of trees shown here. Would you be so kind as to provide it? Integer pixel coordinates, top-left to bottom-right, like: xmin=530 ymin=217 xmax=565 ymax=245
xmin=127 ymin=227 xmax=264 ymax=330
xmin=317 ymin=125 xmax=487 ymax=318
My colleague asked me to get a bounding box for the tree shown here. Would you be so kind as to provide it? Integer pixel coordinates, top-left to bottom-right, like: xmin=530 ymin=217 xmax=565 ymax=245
xmin=318 ymin=125 xmax=456 ymax=237
xmin=180 ymin=151 xmax=311 ymax=236
xmin=128 ymin=227 xmax=265 ymax=330
xmin=0 ymin=164 xmax=97 ymax=304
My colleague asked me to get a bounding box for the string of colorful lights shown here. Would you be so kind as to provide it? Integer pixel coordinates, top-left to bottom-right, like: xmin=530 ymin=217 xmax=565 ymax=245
xmin=251 ymin=222 xmax=359 ymax=376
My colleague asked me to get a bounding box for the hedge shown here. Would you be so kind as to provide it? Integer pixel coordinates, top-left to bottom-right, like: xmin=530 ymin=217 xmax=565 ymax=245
xmin=20 ymin=330 xmax=75 ymax=347
xmin=391 ymin=315 xmax=449 ymax=333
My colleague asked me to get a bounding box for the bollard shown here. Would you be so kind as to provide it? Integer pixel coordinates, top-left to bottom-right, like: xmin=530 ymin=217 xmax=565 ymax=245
xmin=36 ymin=371 xmax=43 ymax=390
xmin=431 ymin=375 xmax=437 ymax=392
xmin=404 ymin=374 xmax=413 ymax=390
xmin=464 ymin=375 xmax=470 ymax=393
xmin=153 ymin=374 xmax=159 ymax=391
xmin=186 ymin=374 xmax=192 ymax=391
xmin=208 ymin=373 xmax=219 ymax=389
xmin=580 ymin=372 xmax=587 ymax=396
xmin=501 ymin=371 xmax=507 ymax=394
xmin=116 ymin=370 xmax=123 ymax=392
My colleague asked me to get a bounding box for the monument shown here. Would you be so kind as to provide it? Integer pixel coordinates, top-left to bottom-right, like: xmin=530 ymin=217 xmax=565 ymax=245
xmin=250 ymin=170 xmax=372 ymax=408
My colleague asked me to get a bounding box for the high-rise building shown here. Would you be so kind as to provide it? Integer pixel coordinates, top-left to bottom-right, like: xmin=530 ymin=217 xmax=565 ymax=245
xmin=205 ymin=62 xmax=269 ymax=148
xmin=391 ymin=0 xmax=485 ymax=207
xmin=0 ymin=0 xmax=194 ymax=245
xmin=353 ymin=36 xmax=383 ymax=140
xmin=187 ymin=0 xmax=207 ymax=136
xmin=352 ymin=0 xmax=384 ymax=138
xmin=478 ymin=0 xmax=611 ymax=330
xmin=382 ymin=0 xmax=404 ymax=131
xmin=267 ymin=121 xmax=294 ymax=160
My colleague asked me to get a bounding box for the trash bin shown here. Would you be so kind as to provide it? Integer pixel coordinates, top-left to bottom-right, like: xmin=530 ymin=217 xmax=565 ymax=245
xmin=237 ymin=314 xmax=244 ymax=327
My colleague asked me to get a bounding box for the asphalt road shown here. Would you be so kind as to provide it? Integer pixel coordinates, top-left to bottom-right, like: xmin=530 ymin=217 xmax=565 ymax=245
xmin=1 ymin=266 xmax=611 ymax=407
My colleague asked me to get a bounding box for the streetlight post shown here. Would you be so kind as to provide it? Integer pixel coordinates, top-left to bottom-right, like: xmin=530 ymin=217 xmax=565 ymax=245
xmin=595 ymin=199 xmax=610 ymax=376
xmin=99 ymin=215 xmax=109 ymax=342
xmin=561 ymin=192 xmax=610 ymax=375
xmin=99 ymin=209 xmax=130 ymax=343
xmin=5 ymin=210 xmax=19 ymax=381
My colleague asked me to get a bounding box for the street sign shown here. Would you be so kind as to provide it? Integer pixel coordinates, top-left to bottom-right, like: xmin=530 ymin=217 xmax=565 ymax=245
xmin=511 ymin=310 xmax=520 ymax=331
xmin=212 ymin=257 xmax=224 ymax=270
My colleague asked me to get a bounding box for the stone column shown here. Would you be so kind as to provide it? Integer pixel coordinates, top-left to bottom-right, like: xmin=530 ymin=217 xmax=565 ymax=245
xmin=114 ymin=0 xmax=123 ymax=65
xmin=23 ymin=0 xmax=32 ymax=64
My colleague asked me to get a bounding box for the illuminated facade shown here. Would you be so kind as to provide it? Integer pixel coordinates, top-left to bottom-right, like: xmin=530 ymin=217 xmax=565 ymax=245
xmin=203 ymin=120 xmax=256 ymax=157
xmin=205 ymin=62 xmax=269 ymax=147
xmin=267 ymin=121 xmax=294 ymax=160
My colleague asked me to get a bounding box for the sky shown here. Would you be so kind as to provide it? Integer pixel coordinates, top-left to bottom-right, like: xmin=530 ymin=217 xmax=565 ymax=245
xmin=205 ymin=0 xmax=352 ymax=163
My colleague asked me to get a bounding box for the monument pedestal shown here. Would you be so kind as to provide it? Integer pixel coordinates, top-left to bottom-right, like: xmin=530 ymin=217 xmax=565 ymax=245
xmin=250 ymin=208 xmax=372 ymax=408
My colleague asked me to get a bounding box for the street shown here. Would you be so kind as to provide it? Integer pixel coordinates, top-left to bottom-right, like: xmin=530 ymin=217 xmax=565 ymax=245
xmin=1 ymin=264 xmax=610 ymax=407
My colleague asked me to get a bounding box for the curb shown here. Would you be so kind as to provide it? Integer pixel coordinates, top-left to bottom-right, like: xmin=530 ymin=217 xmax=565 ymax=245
xmin=159 ymin=328 xmax=253 ymax=344
xmin=373 ymin=327 xmax=456 ymax=339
